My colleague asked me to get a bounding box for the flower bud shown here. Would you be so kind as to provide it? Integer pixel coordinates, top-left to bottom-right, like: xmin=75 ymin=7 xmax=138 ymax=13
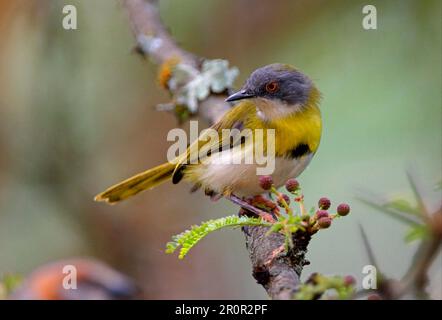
xmin=318 ymin=217 xmax=332 ymax=229
xmin=315 ymin=210 xmax=329 ymax=219
xmin=285 ymin=179 xmax=299 ymax=192
xmin=259 ymin=175 xmax=273 ymax=190
xmin=337 ymin=203 xmax=350 ymax=216
xmin=343 ymin=275 xmax=356 ymax=286
xmin=318 ymin=197 xmax=331 ymax=210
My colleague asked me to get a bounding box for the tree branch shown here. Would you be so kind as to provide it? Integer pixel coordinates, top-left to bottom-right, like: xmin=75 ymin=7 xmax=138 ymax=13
xmin=122 ymin=0 xmax=309 ymax=299
xmin=123 ymin=0 xmax=230 ymax=124
xmin=123 ymin=0 xmax=196 ymax=66
xmin=244 ymin=226 xmax=311 ymax=299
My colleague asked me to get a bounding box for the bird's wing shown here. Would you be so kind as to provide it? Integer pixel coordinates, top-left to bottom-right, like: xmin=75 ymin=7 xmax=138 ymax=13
xmin=171 ymin=101 xmax=256 ymax=183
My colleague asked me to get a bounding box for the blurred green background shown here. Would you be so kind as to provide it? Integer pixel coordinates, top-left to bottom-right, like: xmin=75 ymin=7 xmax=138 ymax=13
xmin=0 ymin=0 xmax=440 ymax=299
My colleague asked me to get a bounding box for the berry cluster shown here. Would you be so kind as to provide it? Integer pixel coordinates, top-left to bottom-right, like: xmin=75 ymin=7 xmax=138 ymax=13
xmin=253 ymin=175 xmax=351 ymax=236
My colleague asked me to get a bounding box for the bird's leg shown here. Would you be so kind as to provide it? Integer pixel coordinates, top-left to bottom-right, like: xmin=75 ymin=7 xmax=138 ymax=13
xmin=227 ymin=194 xmax=275 ymax=223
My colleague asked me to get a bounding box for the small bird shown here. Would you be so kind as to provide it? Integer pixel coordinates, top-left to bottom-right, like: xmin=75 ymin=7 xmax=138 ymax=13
xmin=95 ymin=64 xmax=322 ymax=211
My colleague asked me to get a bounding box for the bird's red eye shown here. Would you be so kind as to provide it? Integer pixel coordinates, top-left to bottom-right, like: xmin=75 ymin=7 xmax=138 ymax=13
xmin=265 ymin=81 xmax=279 ymax=93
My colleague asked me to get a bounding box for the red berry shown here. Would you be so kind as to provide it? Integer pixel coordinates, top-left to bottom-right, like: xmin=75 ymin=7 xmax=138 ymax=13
xmin=318 ymin=217 xmax=332 ymax=229
xmin=337 ymin=203 xmax=350 ymax=216
xmin=315 ymin=210 xmax=329 ymax=219
xmin=318 ymin=197 xmax=331 ymax=210
xmin=259 ymin=176 xmax=273 ymax=190
xmin=343 ymin=275 xmax=356 ymax=286
xmin=285 ymin=179 xmax=299 ymax=192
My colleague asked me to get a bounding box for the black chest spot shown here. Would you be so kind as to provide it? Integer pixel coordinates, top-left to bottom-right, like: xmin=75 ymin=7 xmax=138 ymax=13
xmin=289 ymin=143 xmax=310 ymax=158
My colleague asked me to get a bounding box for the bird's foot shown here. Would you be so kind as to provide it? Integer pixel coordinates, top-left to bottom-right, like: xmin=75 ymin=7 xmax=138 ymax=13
xmin=227 ymin=194 xmax=275 ymax=223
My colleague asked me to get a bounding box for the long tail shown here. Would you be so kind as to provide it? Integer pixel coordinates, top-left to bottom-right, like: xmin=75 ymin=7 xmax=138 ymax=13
xmin=94 ymin=162 xmax=176 ymax=204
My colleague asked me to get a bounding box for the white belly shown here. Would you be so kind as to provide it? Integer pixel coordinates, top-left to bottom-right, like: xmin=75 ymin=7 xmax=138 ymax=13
xmin=187 ymin=145 xmax=314 ymax=197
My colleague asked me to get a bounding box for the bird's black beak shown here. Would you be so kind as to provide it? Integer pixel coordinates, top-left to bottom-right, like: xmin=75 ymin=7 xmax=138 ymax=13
xmin=225 ymin=90 xmax=255 ymax=102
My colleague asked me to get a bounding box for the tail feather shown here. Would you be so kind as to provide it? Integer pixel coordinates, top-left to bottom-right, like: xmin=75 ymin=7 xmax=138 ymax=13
xmin=94 ymin=162 xmax=175 ymax=204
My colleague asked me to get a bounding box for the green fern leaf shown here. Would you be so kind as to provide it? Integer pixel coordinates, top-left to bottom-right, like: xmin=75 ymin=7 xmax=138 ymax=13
xmin=166 ymin=215 xmax=271 ymax=259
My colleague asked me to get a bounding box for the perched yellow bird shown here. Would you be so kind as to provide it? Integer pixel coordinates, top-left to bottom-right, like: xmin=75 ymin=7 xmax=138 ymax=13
xmin=95 ymin=64 xmax=322 ymax=209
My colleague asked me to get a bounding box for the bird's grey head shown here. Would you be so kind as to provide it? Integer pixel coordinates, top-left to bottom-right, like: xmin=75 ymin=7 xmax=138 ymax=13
xmin=226 ymin=64 xmax=313 ymax=106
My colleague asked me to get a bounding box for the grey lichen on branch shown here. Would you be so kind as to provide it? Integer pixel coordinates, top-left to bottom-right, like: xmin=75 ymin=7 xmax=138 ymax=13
xmin=123 ymin=0 xmax=236 ymax=123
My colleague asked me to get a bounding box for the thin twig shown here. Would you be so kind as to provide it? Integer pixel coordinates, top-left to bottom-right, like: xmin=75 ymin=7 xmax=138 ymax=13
xmin=122 ymin=0 xmax=231 ymax=124
xmin=406 ymin=170 xmax=430 ymax=222
xmin=123 ymin=0 xmax=196 ymax=65
xmin=358 ymin=224 xmax=379 ymax=268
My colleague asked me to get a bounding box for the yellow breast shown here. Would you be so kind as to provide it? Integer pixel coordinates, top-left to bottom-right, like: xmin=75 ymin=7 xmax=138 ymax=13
xmin=243 ymin=100 xmax=322 ymax=157
xmin=271 ymin=104 xmax=322 ymax=156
